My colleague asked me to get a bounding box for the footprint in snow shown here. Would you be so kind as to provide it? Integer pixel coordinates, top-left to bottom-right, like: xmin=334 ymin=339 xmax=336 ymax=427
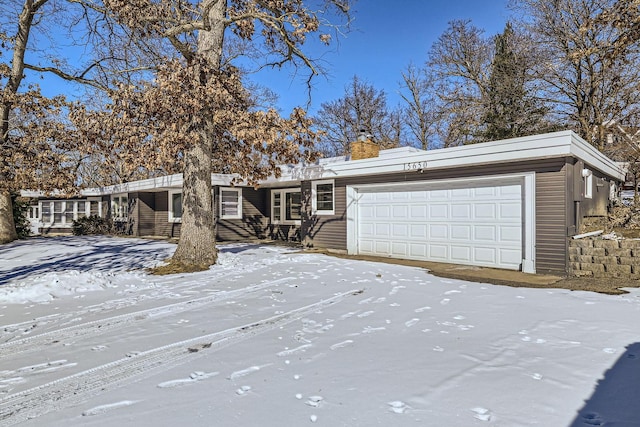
xmin=388 ymin=400 xmax=409 ymax=414
xmin=236 ymin=385 xmax=252 ymax=395
xmin=228 ymin=364 xmax=270 ymax=381
xmin=305 ymin=395 xmax=324 ymax=407
xmin=330 ymin=340 xmax=353 ymax=350
xmin=157 ymin=371 xmax=219 ymax=388
xmin=389 ymin=285 xmax=405 ymax=295
xmin=357 ymin=311 xmax=374 ymax=318
xmin=82 ymin=401 xmax=139 ymax=417
xmin=404 ymin=318 xmax=420 ymax=327
xmin=471 ymin=407 xmax=492 ymax=421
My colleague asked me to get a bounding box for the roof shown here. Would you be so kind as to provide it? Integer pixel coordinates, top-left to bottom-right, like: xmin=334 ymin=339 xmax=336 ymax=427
xmin=79 ymin=130 xmax=626 ymax=196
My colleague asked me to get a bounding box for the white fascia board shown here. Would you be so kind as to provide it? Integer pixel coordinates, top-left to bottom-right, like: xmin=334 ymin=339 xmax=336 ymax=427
xmin=305 ymin=131 xmax=624 ymax=182
xmin=569 ymin=133 xmax=627 ymax=180
xmin=81 ymin=174 xmax=185 ymax=196
xmin=307 ymin=131 xmax=573 ymax=179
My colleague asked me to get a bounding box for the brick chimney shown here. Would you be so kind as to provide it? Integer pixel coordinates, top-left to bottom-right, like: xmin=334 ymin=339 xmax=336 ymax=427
xmin=350 ymin=129 xmax=379 ymax=160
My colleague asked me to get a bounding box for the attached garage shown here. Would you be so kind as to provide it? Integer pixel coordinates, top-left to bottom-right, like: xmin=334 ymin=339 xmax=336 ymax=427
xmin=346 ymin=174 xmax=537 ymax=273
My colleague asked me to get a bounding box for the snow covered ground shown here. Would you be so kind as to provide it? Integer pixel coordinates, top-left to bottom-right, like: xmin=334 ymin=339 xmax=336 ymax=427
xmin=1 ymin=236 xmax=640 ymax=426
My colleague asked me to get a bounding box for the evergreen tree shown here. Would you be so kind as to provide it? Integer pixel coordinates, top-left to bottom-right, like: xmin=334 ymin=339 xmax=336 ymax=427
xmin=482 ymin=23 xmax=549 ymax=141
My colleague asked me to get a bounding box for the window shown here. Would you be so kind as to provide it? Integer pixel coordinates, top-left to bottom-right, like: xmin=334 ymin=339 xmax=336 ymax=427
xmin=312 ymin=180 xmax=335 ymax=215
xmin=272 ymin=192 xmax=282 ymax=222
xmin=220 ymin=188 xmax=242 ymax=219
xmin=77 ymin=201 xmax=87 ymax=219
xmin=40 ymin=200 xmax=89 ymax=226
xmin=42 ymin=202 xmax=52 ymax=223
xmin=169 ymin=191 xmax=182 ymax=222
xmin=271 ymin=188 xmax=301 ymax=224
xmin=112 ymin=194 xmax=128 ymax=221
xmin=286 ymin=192 xmax=301 ymax=221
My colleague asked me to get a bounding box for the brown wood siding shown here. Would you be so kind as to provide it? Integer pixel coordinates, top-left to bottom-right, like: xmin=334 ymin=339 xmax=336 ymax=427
xmin=154 ymin=191 xmax=177 ymax=238
xmin=301 ymin=181 xmax=347 ymax=249
xmin=535 ymin=161 xmax=568 ymax=274
xmin=137 ymin=192 xmax=156 ymax=236
xmin=216 ymin=187 xmax=269 ymax=241
xmin=303 ymin=158 xmax=570 ymax=274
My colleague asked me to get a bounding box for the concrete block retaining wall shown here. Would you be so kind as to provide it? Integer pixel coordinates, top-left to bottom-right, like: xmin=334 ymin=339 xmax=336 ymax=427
xmin=569 ymin=238 xmax=640 ymax=278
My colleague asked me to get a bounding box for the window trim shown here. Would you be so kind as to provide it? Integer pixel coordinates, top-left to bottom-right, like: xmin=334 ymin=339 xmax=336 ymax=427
xmin=583 ymin=169 xmax=593 ymax=199
xmin=220 ymin=187 xmax=242 ymax=220
xmin=39 ymin=200 xmax=90 ymax=227
xmin=312 ymin=180 xmax=335 ymax=216
xmin=271 ymin=188 xmax=302 ymax=225
xmin=111 ymin=194 xmax=129 ymax=221
xmin=168 ymin=190 xmax=183 ymax=223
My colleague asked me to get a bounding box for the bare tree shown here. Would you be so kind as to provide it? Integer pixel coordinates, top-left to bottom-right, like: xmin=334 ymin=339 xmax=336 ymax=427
xmin=398 ymin=63 xmax=437 ymax=150
xmin=510 ymin=0 xmax=640 ymax=150
xmin=0 ymin=0 xmax=86 ymax=243
xmin=427 ymin=20 xmax=493 ymax=146
xmin=314 ymin=75 xmax=398 ymax=157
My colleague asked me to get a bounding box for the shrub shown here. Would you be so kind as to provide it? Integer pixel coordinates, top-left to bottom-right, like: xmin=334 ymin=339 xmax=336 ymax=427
xmin=11 ymin=194 xmax=31 ymax=239
xmin=72 ymin=215 xmax=112 ymax=236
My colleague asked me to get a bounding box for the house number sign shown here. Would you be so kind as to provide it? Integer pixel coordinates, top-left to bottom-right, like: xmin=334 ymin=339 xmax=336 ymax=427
xmin=403 ymin=161 xmax=427 ymax=171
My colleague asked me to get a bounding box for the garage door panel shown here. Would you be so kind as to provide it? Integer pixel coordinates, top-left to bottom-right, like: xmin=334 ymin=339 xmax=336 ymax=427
xmin=375 ymin=223 xmax=390 ymax=236
xmin=429 ymin=224 xmax=448 ymax=239
xmin=429 ymin=245 xmax=448 ymax=260
xmin=474 ymin=204 xmax=496 ymax=218
xmin=500 ymin=203 xmax=521 ymax=219
xmin=357 ymin=180 xmax=523 ymax=270
xmin=500 ymin=248 xmax=522 ymax=264
xmin=410 ymin=244 xmax=427 ymax=257
xmin=451 ymin=204 xmax=471 ymax=219
xmin=410 ymin=224 xmax=427 ymax=238
xmin=451 ymin=246 xmax=472 ymax=262
xmin=451 ymin=225 xmax=471 ymax=240
xmin=500 ymin=225 xmax=521 ymax=242
xmin=392 ymin=242 xmax=408 ymax=256
xmin=392 ymin=223 xmax=409 ymax=237
xmin=451 ymin=188 xmax=472 ymax=197
xmin=393 ymin=205 xmax=408 ymax=217
xmin=474 ymin=225 xmax=496 ymax=241
xmin=375 ymin=241 xmax=390 ymax=254
xmin=474 ymin=247 xmax=497 ymax=264
xmin=429 ymin=204 xmax=448 ymax=219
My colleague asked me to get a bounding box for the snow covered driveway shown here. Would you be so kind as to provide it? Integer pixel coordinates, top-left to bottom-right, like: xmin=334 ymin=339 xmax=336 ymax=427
xmin=1 ymin=236 xmax=640 ymax=426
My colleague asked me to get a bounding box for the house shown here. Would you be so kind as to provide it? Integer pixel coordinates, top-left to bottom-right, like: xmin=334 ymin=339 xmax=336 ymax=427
xmin=25 ymin=130 xmax=626 ymax=276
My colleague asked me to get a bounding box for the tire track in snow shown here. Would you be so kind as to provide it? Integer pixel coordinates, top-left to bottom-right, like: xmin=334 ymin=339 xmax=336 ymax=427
xmin=0 ymin=265 xmax=276 ymax=342
xmin=0 ymin=288 xmax=363 ymax=426
xmin=0 ymin=278 xmax=291 ymax=360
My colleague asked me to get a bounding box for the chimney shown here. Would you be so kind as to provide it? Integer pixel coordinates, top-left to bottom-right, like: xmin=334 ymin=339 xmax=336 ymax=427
xmin=350 ymin=129 xmax=379 ymax=160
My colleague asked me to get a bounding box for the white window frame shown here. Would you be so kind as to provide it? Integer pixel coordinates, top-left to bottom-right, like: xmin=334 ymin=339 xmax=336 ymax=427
xmin=220 ymin=187 xmax=242 ymax=220
xmin=312 ymin=180 xmax=335 ymax=216
xmin=111 ymin=194 xmax=129 ymax=221
xmin=39 ymin=200 xmax=90 ymax=227
xmin=271 ymin=188 xmax=302 ymax=225
xmin=168 ymin=190 xmax=183 ymax=223
xmin=583 ymin=169 xmax=593 ymax=199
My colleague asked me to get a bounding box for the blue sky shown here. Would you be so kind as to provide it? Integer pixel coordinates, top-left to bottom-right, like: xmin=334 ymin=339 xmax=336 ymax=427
xmin=253 ymin=0 xmax=511 ymax=115
xmin=29 ymin=1 xmax=510 ymax=114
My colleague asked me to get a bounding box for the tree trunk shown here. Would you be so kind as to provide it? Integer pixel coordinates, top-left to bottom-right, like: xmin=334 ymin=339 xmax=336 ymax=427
xmin=0 ymin=191 xmax=18 ymax=244
xmin=171 ymin=0 xmax=225 ymax=267
xmin=171 ymin=137 xmax=218 ymax=266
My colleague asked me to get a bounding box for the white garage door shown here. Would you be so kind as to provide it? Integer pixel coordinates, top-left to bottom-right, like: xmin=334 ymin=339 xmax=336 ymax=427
xmin=356 ymin=181 xmax=524 ymax=270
